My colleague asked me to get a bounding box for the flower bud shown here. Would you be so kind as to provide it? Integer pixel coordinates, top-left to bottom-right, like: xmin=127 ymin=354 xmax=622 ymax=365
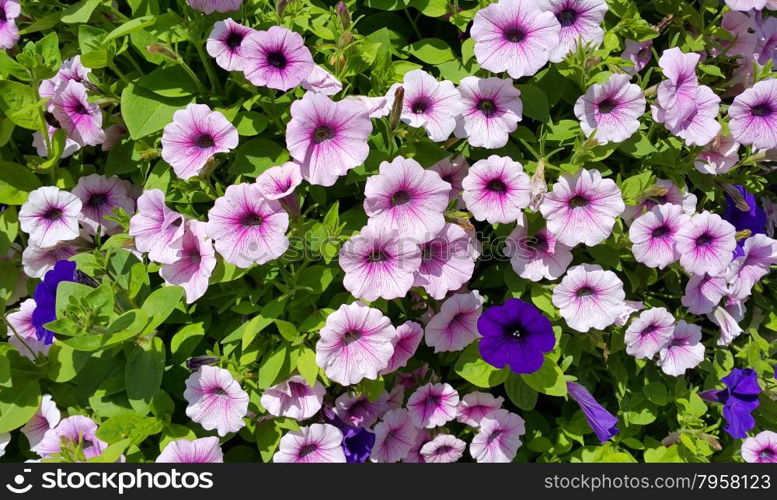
xmin=146 ymin=44 xmax=178 ymax=60
xmin=389 ymin=85 xmax=404 ymax=130
xmin=336 ymin=1 xmax=351 ymax=30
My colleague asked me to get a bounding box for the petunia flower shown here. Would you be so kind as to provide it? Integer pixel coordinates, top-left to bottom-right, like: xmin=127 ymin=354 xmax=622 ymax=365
xmin=286 ymin=91 xmax=372 ymax=187
xmin=260 ymin=375 xmax=325 ymax=421
xmin=36 ymin=416 xmax=108 ymax=461
xmin=471 ymin=0 xmax=561 ymax=79
xmin=694 ymin=134 xmax=740 ymax=175
xmin=315 ymin=302 xmax=396 ymax=386
xmin=552 ymin=263 xmax=626 ymax=332
xmin=38 ymin=55 xmax=91 ymax=100
xmin=187 ymin=0 xmax=243 ymax=14
xmin=413 ymin=224 xmax=478 ymax=300
xmin=741 ymin=431 xmax=777 ymax=463
xmin=699 ymin=368 xmax=761 ymax=439
xmin=183 ymin=365 xmax=249 ymax=436
xmin=454 ymin=76 xmax=522 ymax=149
xmin=21 ymin=394 xmax=60 ymax=454
xmin=6 ymin=299 xmax=51 ymax=360
xmin=461 ymin=155 xmax=532 ymax=224
xmin=725 ymin=0 xmax=767 ymax=11
xmin=380 ymin=321 xmax=424 ymax=375
xmin=363 ymin=156 xmax=451 ymax=244
xmin=333 ymin=392 xmax=387 ymax=429
xmin=566 ymin=382 xmax=619 ymax=443
xmin=157 ymin=437 xmax=223 ymax=463
xmin=681 ymin=273 xmax=728 ymax=315
xmin=32 ymin=125 xmax=82 ymax=159
xmin=273 ymin=424 xmax=346 ymax=463
xmin=624 ymin=307 xmax=675 ymax=359
xmin=505 ymin=214 xmax=573 ymax=281
xmin=621 ymin=179 xmax=697 ymax=224
xmin=19 ymin=186 xmax=82 ymax=249
xmin=675 ymin=211 xmax=737 ymax=276
xmin=420 ymin=434 xmax=466 ymax=463
xmin=726 ymin=233 xmax=777 ymax=299
xmin=729 ymin=79 xmax=777 ymax=150
xmin=322 ymin=408 xmax=375 ymax=463
xmin=160 ymin=220 xmax=217 ymax=304
xmin=456 ymin=391 xmax=505 ymax=427
xmin=629 ymin=204 xmax=689 ymax=269
xmin=128 ymin=189 xmax=185 ymax=264
xmin=301 ymin=65 xmax=343 ymax=95
xmin=538 ymin=0 xmax=608 ymax=63
xmin=0 ymin=0 xmax=21 ymax=50
xmin=31 ymin=260 xmax=79 ymax=345
xmin=656 ymin=48 xmax=700 ymax=131
xmin=387 ymin=69 xmax=463 ymax=142
xmin=620 ymin=40 xmax=652 ymax=74
xmin=724 ymin=184 xmax=768 ymax=258
xmin=370 ymin=409 xmax=419 ymax=463
xmin=50 ymin=80 xmax=104 ymax=146
xmin=657 ymin=321 xmax=705 ymax=377
xmin=430 ymin=155 xmax=469 ymax=201
xmin=242 ymin=26 xmax=314 ymax=91
xmin=206 ymin=18 xmax=254 ymax=71
xmin=407 ymin=382 xmax=459 ymax=428
xmin=540 ymin=168 xmax=624 ymax=247
xmin=72 ymin=174 xmax=135 ymax=235
xmin=574 ymin=74 xmax=646 ymax=144
xmin=470 ymin=409 xmax=525 ymax=462
xmin=425 ymin=291 xmax=484 ymax=352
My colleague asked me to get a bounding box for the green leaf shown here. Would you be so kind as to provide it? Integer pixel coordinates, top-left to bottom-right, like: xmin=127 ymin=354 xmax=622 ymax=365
xmin=257 ymin=345 xmax=288 ymax=389
xmin=518 ymin=85 xmax=550 ymax=123
xmin=104 ymin=15 xmax=156 ymax=43
xmin=120 ymin=83 xmax=191 ymax=139
xmin=274 ymin=320 xmax=298 ymax=342
xmin=296 ymin=347 xmax=319 ymax=387
xmin=0 ymin=81 xmax=43 ymax=130
xmin=96 ymin=412 xmax=164 ymax=445
xmin=230 ymin=138 xmax=289 ymax=177
xmin=504 ymin=373 xmax=538 ymax=411
xmin=55 ymin=281 xmax=94 ymax=317
xmin=140 ymin=286 xmax=183 ymax=334
xmin=61 ymin=0 xmax=102 ymax=24
xmin=254 ymin=420 xmax=282 ymax=463
xmin=0 ymin=381 xmax=41 ymax=432
xmin=170 ymin=323 xmax=205 ymax=364
xmin=135 ymin=65 xmax=199 ymax=98
xmin=0 ymin=162 xmax=41 ymax=205
xmin=406 ymin=38 xmax=455 ymax=64
xmin=520 ymin=357 xmax=567 ymax=396
xmin=87 ymin=438 xmax=131 ymax=463
xmin=125 ymin=337 xmax=166 ymax=413
xmin=454 ymin=343 xmax=509 ymax=388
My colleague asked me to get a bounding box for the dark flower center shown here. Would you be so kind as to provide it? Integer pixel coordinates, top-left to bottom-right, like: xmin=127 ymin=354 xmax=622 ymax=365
xmin=225 ymin=31 xmax=244 ymax=50
xmin=503 ymin=26 xmax=526 ymax=43
xmin=391 ymin=190 xmax=412 ymax=206
xmin=342 ymin=330 xmax=362 ymax=345
xmin=478 ymin=99 xmax=497 ymax=117
xmin=508 ymin=326 xmax=523 ymax=339
xmin=569 ymin=195 xmax=589 ymax=208
xmin=44 ymin=111 xmax=61 ymax=128
xmin=266 ymin=51 xmax=287 ymax=69
xmin=651 ymin=225 xmax=671 ymax=238
xmin=434 ymin=445 xmax=454 ymax=455
xmin=751 ymin=103 xmax=773 ymax=117
xmin=695 ymin=232 xmax=714 ymax=247
xmin=759 ymin=448 xmax=775 ymax=459
xmin=0 ymin=10 xmax=6 ymax=23
xmin=411 ymin=98 xmax=430 ymax=114
xmin=87 ymin=193 xmax=108 ymax=208
xmin=421 ymin=243 xmax=436 ymax=261
xmin=313 ymin=125 xmax=335 ymax=143
xmin=194 ymin=134 xmax=215 ymax=149
xmin=166 ymin=217 xmax=183 ymax=233
xmin=241 ymin=213 xmax=263 ymax=227
xmin=556 ymin=8 xmax=579 ymax=27
xmin=73 ymin=102 xmax=91 ymax=115
xmin=486 ymin=178 xmax=507 ymax=193
xmin=44 ymin=207 xmax=63 ymax=221
xmin=298 ymin=444 xmax=318 ymax=458
xmin=576 ymin=286 xmax=595 ymax=297
xmin=640 ymin=324 xmax=658 ymax=337
xmin=367 ymin=249 xmax=389 ymax=263
xmin=486 ymin=429 xmax=504 ymax=445
xmin=213 ymin=387 xmax=227 ymax=396
xmin=186 ymin=249 xmax=202 ymax=264
xmin=598 ymin=99 xmax=617 ymax=114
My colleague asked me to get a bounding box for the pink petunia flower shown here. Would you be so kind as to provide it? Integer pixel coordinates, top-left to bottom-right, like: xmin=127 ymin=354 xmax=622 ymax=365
xmin=371 ymin=409 xmax=420 ymax=463
xmin=726 ymin=233 xmax=777 ymax=299
xmin=420 ymin=434 xmax=466 ymax=463
xmin=39 ymin=56 xmax=91 ymax=100
xmin=505 ymin=214 xmax=573 ymax=281
xmin=621 ymin=40 xmax=652 ymax=74
xmin=454 ymin=76 xmax=522 ymax=149
xmin=161 ymin=103 xmax=238 ymax=180
xmin=187 ymin=0 xmax=242 ymax=14
xmin=363 ymin=156 xmax=451 ymax=244
xmin=407 ymin=382 xmax=460 ymax=428
xmin=551 ymin=263 xmax=626 ymax=332
xmin=255 ymin=162 xmax=302 ymax=200
xmin=260 ymin=375 xmax=325 ymax=421
xmin=681 ymin=273 xmax=728 ymax=315
xmin=242 ymin=26 xmax=314 ymax=91
xmin=206 ymin=18 xmax=254 ymax=71
xmin=381 ymin=321 xmax=424 ymax=375
xmin=709 ymin=303 xmax=744 ymax=347
xmin=718 ymin=12 xmax=759 ymax=61
xmin=653 ymin=84 xmax=721 ymax=147
xmin=614 ymin=299 xmax=644 ymax=327
xmin=694 ymin=134 xmax=740 ymax=175
xmin=430 ymin=155 xmax=469 ymax=201
xmin=413 ymin=224 xmax=478 ymax=299
xmin=0 ymin=0 xmax=20 ymax=50
xmin=471 ymin=0 xmax=561 ymax=79
xmin=540 ymin=168 xmax=624 ymax=247
xmin=157 ymin=437 xmax=223 ymax=463
xmin=21 ymin=241 xmax=77 ymax=279
xmin=729 ymin=79 xmax=777 ymax=150
xmin=302 ymin=65 xmax=343 ymax=95
xmin=7 ymin=299 xmax=51 ymax=360
xmin=456 ymin=391 xmax=505 ymax=427
xmin=469 ymin=409 xmax=525 ymax=463
xmin=50 ymin=80 xmax=104 ymax=146
xmin=315 ymin=302 xmax=396 ymax=386
xmin=37 ymin=416 xmax=108 ymax=461
xmin=387 ymin=70 xmax=463 ymax=142
xmin=574 ymin=74 xmax=646 ymax=144
xmin=72 ymin=174 xmax=135 ymax=235
xmin=624 ymin=307 xmax=675 ymax=359
xmin=675 ymin=211 xmax=737 ymax=276
xmin=338 ymin=224 xmax=421 ymax=301
xmin=656 ymin=48 xmax=700 ymax=131
xmin=206 ymin=183 xmax=290 ymax=268
xmin=461 ymin=155 xmax=532 ymax=224
xmin=273 ymin=424 xmax=346 ymax=463
xmin=424 ymin=291 xmax=484 ymax=352
xmin=32 ymin=125 xmax=82 ymax=159
xmin=657 ymin=321 xmax=705 ymax=377
xmin=725 ymin=0 xmax=767 ymax=10
xmin=184 ymin=365 xmax=249 ymax=436
xmin=21 ymin=394 xmax=60 ymax=454
xmin=538 ymin=0 xmax=608 ymax=63
xmin=741 ymin=430 xmax=777 ymax=463
xmin=160 ymin=220 xmax=217 ymax=304
xmin=128 ymin=189 xmax=185 ymax=264
xmin=334 ymin=392 xmax=387 ymax=428
xmin=19 ymin=186 xmax=82 ymax=249
xmin=286 ymin=91 xmax=372 ymax=187
xmin=621 ymin=179 xmax=697 ymax=224
xmin=629 ymin=204 xmax=690 ymax=269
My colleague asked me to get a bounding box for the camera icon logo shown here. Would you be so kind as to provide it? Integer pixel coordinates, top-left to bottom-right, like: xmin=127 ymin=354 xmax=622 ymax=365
xmin=5 ymin=469 xmax=33 ymax=494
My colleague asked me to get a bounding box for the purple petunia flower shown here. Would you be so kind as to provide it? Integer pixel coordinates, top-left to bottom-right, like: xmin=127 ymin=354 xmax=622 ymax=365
xmin=19 ymin=186 xmax=82 ymax=249
xmin=729 ymin=79 xmax=777 ymax=150
xmin=323 ymin=407 xmax=376 ymax=463
xmin=242 ymin=26 xmax=314 ymax=91
xmin=454 ymin=76 xmax=522 ymax=149
xmin=566 ymin=382 xmax=619 ymax=443
xmin=724 ymin=184 xmax=767 ymax=258
xmin=675 ymin=211 xmax=737 ymax=276
xmin=574 ymin=74 xmax=646 ymax=144
xmin=471 ymin=0 xmax=561 ymax=79
xmin=206 ymin=18 xmax=254 ymax=71
xmin=742 ymin=431 xmax=777 ymax=463
xmin=31 ymin=260 xmax=78 ymax=345
xmin=273 ymin=423 xmax=346 ymax=463
xmin=538 ymin=0 xmax=608 ymax=63
xmin=552 ymin=263 xmax=626 ymax=332
xmin=286 ymin=91 xmax=372 ymax=187
xmin=477 ymin=298 xmax=555 ymax=374
xmin=700 ymin=368 xmax=761 ymax=439
xmin=157 ymin=437 xmax=223 ymax=463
